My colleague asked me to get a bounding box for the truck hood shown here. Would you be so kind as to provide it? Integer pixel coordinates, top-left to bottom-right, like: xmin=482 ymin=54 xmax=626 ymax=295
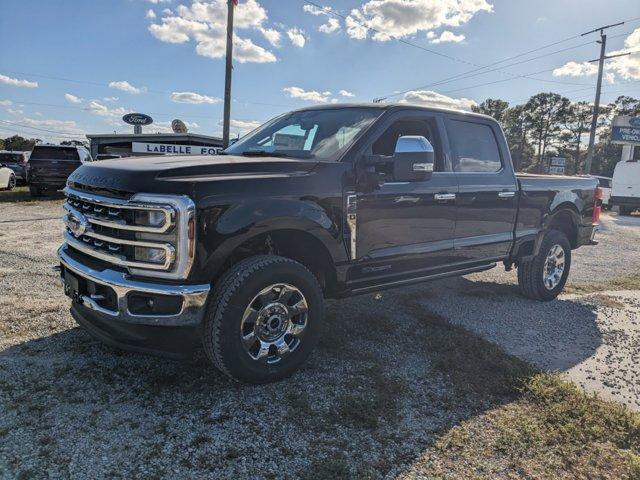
xmin=67 ymin=155 xmax=320 ymax=197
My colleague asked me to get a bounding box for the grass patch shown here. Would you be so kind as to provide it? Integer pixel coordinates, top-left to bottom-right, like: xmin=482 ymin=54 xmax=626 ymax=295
xmin=421 ymin=373 xmax=640 ymax=479
xmin=565 ymin=275 xmax=640 ymax=294
xmin=333 ymin=365 xmax=405 ymax=429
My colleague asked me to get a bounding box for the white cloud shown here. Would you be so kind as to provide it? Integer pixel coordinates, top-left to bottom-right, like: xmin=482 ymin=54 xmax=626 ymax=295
xmin=319 ymin=18 xmax=340 ymax=34
xmin=552 ymin=61 xmax=598 ymax=77
xmin=102 ymin=96 xmax=119 ymax=102
xmin=303 ymin=4 xmax=332 ymax=16
xmin=64 ymin=93 xmax=83 ymax=104
xmin=17 ymin=117 xmax=86 ymax=136
xmin=170 ymin=91 xmax=221 ymax=104
xmin=147 ymin=0 xmax=171 ymax=4
xmin=0 ymin=100 xmax=12 ymax=106
xmin=400 ymin=90 xmax=476 ymax=111
xmin=0 ymin=74 xmax=38 ymax=88
xmin=146 ymin=9 xmax=156 ymax=19
xmin=286 ymin=28 xmax=306 ymax=48
xmin=6 ymin=108 xmax=23 ymax=115
xmin=148 ymin=0 xmax=277 ymax=63
xmin=151 ymin=120 xmax=200 ymax=133
xmin=283 ymin=86 xmax=332 ymax=103
xmin=428 ymin=30 xmax=465 ymax=44
xmin=345 ymin=0 xmax=493 ymax=41
xmin=339 ymin=89 xmax=355 ymax=97
xmin=84 ymin=101 xmax=130 ymax=118
xmin=259 ymin=27 xmax=281 ymax=47
xmin=218 ymin=118 xmax=262 ymax=134
xmin=553 ymin=28 xmax=640 ymax=82
xmin=108 ymin=80 xmax=145 ymax=94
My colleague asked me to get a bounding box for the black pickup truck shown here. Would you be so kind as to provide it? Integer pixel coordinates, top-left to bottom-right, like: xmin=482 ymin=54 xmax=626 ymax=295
xmin=57 ymin=104 xmax=600 ymax=383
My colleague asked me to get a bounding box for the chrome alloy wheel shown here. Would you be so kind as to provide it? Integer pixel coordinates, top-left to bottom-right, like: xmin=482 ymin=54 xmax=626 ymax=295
xmin=543 ymin=244 xmax=565 ymax=290
xmin=240 ymin=283 xmax=309 ymax=364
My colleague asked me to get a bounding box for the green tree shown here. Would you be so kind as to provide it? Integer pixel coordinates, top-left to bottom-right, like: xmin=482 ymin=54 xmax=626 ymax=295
xmin=3 ymin=135 xmax=40 ymax=151
xmin=502 ymin=105 xmax=534 ymax=171
xmin=558 ymin=101 xmax=592 ymax=175
xmin=472 ymin=98 xmax=510 ymax=123
xmin=523 ymin=93 xmax=571 ymax=173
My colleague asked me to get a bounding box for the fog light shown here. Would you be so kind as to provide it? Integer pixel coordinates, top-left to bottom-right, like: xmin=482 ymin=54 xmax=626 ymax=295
xmin=135 ymin=210 xmax=167 ymax=227
xmin=134 ymin=246 xmax=167 ymax=264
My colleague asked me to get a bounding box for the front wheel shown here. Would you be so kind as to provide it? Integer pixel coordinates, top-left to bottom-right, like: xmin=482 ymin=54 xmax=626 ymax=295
xmin=6 ymin=174 xmax=16 ymax=191
xmin=518 ymin=230 xmax=572 ymax=301
xmin=202 ymin=255 xmax=324 ymax=384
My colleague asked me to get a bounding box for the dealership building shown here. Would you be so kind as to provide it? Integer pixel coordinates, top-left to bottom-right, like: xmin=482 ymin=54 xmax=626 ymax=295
xmin=86 ymin=132 xmax=225 ymax=159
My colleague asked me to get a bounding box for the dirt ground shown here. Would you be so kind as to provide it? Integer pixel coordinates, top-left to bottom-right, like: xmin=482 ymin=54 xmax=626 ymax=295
xmin=1 ymin=196 xmax=639 ymax=479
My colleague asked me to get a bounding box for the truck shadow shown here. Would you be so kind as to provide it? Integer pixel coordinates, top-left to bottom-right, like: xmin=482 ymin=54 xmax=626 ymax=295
xmin=0 ymin=276 xmax=602 ymax=479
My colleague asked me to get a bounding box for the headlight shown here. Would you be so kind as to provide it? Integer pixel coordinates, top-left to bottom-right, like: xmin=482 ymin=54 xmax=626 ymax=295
xmin=134 ymin=210 xmax=168 ymax=228
xmin=134 ymin=246 xmax=167 ymax=265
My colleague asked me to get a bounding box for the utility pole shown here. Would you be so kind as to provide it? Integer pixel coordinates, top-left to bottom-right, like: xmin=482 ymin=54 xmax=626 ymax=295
xmin=222 ymin=0 xmax=236 ymax=148
xmin=582 ymin=22 xmax=627 ymax=174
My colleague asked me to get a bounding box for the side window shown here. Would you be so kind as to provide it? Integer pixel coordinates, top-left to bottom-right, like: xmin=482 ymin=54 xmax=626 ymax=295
xmin=448 ymin=120 xmax=502 ymax=173
xmin=371 ymin=117 xmax=444 ymax=172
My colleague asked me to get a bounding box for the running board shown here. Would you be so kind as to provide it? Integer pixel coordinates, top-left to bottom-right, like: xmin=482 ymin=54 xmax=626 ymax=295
xmin=344 ymin=263 xmax=496 ymax=297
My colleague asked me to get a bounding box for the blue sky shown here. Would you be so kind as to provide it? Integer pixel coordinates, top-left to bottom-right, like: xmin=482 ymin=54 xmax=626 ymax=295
xmin=1 ymin=0 xmax=639 ymax=143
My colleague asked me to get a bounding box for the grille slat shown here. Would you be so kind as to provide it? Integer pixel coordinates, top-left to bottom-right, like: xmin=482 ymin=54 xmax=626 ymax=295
xmin=63 ymin=187 xmax=176 ymax=271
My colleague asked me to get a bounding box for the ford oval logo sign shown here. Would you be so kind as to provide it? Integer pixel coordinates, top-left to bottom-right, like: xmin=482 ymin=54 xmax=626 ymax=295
xmin=66 ymin=210 xmax=89 ymax=238
xmin=629 ymin=117 xmax=640 ymax=127
xmin=122 ymin=113 xmax=153 ymax=126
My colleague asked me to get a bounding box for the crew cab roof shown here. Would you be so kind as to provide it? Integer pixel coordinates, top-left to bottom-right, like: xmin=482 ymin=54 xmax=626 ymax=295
xmin=290 ymin=102 xmax=495 ymax=122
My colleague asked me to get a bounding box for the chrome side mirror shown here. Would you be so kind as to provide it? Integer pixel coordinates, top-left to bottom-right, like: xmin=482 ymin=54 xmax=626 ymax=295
xmin=393 ymin=135 xmax=435 ymax=181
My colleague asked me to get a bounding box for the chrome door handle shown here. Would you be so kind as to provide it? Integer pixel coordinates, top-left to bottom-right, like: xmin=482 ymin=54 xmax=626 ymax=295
xmin=498 ymin=191 xmax=516 ymax=198
xmin=434 ymin=193 xmax=456 ymax=201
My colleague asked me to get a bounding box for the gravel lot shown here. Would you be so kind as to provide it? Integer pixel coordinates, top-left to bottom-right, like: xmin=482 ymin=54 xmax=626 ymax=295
xmin=1 ymin=196 xmax=639 ymax=479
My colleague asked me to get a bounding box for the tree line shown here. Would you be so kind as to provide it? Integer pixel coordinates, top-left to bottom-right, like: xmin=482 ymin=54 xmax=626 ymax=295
xmin=472 ymin=93 xmax=640 ymax=176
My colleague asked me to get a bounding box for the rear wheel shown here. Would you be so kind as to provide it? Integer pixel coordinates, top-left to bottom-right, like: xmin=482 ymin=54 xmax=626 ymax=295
xmin=202 ymin=255 xmax=324 ymax=384
xmin=518 ymin=230 xmax=571 ymax=301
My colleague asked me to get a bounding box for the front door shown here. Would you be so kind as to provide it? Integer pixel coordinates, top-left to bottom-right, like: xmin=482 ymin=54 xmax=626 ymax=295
xmin=348 ymin=113 xmax=458 ymax=285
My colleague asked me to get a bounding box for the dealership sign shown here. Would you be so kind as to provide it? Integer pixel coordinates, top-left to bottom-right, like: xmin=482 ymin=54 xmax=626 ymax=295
xmin=123 ymin=113 xmax=153 ymax=126
xmin=132 ymin=142 xmax=222 ymax=155
xmin=612 ymin=116 xmax=640 ymax=145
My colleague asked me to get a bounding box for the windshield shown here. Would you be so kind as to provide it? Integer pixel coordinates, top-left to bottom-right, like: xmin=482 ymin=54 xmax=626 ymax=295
xmin=30 ymin=147 xmax=79 ymax=162
xmin=225 ymin=107 xmax=382 ymax=161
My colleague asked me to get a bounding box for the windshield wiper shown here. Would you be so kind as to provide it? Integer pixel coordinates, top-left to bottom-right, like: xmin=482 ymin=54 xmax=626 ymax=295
xmin=240 ymin=150 xmax=307 ymax=158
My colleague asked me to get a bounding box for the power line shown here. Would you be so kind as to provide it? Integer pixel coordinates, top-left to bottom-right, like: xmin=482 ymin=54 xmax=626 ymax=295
xmin=0 ymin=119 xmax=85 ymax=138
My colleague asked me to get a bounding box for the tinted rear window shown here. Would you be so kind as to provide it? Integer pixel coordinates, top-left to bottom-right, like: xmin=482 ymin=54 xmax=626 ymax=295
xmin=30 ymin=147 xmax=79 ymax=161
xmin=0 ymin=153 xmax=23 ymax=163
xmin=448 ymin=120 xmax=502 ymax=173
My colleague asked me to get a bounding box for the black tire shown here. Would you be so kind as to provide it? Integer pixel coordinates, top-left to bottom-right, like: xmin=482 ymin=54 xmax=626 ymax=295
xmin=6 ymin=174 xmax=15 ymax=191
xmin=518 ymin=230 xmax=572 ymax=301
xmin=202 ymin=255 xmax=324 ymax=384
xmin=29 ymin=185 xmax=42 ymax=197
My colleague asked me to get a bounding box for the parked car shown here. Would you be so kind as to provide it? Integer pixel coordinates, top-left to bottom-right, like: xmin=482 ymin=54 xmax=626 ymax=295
xmin=592 ymin=175 xmax=612 ymax=209
xmin=56 ymin=104 xmax=600 ymax=383
xmin=611 ymin=159 xmax=640 ymax=215
xmin=0 ymin=162 xmax=16 ymax=190
xmin=0 ymin=150 xmax=29 ymax=184
xmin=28 ymin=145 xmax=92 ymax=197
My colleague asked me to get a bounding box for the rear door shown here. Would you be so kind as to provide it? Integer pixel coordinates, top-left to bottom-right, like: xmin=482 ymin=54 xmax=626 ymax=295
xmin=445 ymin=115 xmax=518 ymax=262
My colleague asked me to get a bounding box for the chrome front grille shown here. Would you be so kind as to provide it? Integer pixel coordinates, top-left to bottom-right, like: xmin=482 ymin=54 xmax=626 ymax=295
xmin=63 ymin=186 xmax=195 ymax=280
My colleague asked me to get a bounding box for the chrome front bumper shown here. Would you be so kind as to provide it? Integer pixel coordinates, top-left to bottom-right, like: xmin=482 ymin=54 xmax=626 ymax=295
xmin=57 ymin=244 xmax=210 ymax=327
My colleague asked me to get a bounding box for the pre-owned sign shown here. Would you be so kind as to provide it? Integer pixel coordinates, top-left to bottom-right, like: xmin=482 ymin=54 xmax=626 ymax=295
xmin=132 ymin=142 xmax=222 ymax=155
xmin=612 ymin=116 xmax=640 ymax=145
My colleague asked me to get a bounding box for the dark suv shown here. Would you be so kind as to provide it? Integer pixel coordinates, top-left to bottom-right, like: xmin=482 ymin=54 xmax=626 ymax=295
xmin=28 ymin=145 xmax=92 ymax=197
